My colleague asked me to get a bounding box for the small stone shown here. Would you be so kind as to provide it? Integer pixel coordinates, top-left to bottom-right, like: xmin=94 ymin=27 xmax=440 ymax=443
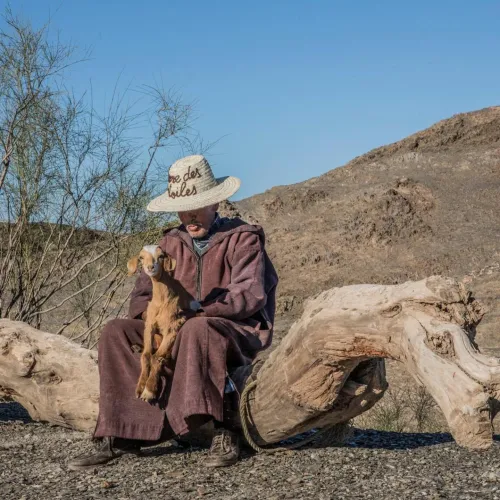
xmin=166 ymin=470 xmax=183 ymax=478
xmin=487 ymin=471 xmax=500 ymax=482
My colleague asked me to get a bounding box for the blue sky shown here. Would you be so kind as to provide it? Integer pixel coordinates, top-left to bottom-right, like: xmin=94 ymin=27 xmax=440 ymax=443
xmin=9 ymin=0 xmax=500 ymax=200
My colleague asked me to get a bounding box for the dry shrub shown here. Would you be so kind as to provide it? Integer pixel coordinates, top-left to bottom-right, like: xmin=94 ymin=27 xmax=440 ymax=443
xmin=0 ymin=8 xmax=209 ymax=346
xmin=355 ymin=387 xmax=445 ymax=433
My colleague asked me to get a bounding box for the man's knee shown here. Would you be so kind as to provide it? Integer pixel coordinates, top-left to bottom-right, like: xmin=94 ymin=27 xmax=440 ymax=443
xmin=99 ymin=318 xmax=132 ymax=347
xmin=180 ymin=316 xmax=210 ymax=337
xmin=175 ymin=317 xmax=228 ymax=357
xmin=178 ymin=316 xmax=225 ymax=345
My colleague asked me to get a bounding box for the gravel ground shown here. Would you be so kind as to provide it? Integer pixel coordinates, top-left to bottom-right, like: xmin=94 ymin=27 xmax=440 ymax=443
xmin=2 ymin=402 xmax=500 ymax=500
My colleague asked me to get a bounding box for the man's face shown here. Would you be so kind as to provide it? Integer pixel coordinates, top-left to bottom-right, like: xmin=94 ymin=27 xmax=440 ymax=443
xmin=178 ymin=204 xmax=218 ymax=239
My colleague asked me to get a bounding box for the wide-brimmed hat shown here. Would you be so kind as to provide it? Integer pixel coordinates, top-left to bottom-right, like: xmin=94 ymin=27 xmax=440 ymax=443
xmin=146 ymin=155 xmax=241 ymax=213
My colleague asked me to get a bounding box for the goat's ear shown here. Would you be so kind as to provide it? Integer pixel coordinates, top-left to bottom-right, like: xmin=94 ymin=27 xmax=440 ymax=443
xmin=127 ymin=255 xmax=140 ymax=276
xmin=154 ymin=246 xmax=163 ymax=259
xmin=163 ymin=255 xmax=177 ymax=273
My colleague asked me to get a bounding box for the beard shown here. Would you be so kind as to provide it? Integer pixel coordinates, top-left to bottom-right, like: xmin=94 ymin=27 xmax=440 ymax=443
xmin=186 ymin=224 xmax=209 ymax=239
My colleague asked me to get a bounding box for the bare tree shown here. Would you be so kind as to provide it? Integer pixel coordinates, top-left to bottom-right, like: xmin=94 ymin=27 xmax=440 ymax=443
xmin=0 ymin=9 xmax=198 ymax=346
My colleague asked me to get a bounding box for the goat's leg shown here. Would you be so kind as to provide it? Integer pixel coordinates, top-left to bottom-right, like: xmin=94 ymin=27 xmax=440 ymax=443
xmin=142 ymin=316 xmax=185 ymax=401
xmin=136 ymin=315 xmax=155 ymax=400
xmin=143 ymin=332 xmax=176 ymax=402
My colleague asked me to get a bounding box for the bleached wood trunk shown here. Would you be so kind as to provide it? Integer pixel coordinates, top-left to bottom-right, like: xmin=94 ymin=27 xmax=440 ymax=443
xmin=1 ymin=276 xmax=498 ymax=450
xmin=248 ymin=276 xmax=495 ymax=450
xmin=0 ymin=320 xmax=99 ymax=431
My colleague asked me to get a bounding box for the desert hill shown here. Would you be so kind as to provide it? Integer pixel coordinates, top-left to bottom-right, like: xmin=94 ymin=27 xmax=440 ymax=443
xmin=230 ymin=106 xmax=500 ymax=348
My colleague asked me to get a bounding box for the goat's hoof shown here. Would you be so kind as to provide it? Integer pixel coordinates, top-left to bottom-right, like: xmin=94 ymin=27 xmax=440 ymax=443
xmin=135 ymin=384 xmax=145 ymax=398
xmin=140 ymin=388 xmax=155 ymax=402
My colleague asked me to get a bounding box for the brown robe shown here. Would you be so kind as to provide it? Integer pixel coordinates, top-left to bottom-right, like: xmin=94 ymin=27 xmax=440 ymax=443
xmin=93 ymin=219 xmax=278 ymax=440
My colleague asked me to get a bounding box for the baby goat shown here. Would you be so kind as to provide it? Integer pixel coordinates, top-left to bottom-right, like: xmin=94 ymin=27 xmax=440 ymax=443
xmin=127 ymin=245 xmax=191 ymax=402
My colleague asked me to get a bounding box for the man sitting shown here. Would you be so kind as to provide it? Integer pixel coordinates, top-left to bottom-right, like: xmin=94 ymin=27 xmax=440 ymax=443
xmin=68 ymin=155 xmax=278 ymax=469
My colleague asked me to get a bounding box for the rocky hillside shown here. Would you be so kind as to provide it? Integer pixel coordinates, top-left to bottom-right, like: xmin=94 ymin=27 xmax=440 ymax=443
xmin=232 ymin=106 xmax=500 ymax=348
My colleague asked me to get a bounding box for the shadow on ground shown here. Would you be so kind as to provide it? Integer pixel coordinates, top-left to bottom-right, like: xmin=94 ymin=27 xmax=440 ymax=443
xmin=0 ymin=400 xmax=32 ymax=423
xmin=344 ymin=428 xmax=454 ymax=450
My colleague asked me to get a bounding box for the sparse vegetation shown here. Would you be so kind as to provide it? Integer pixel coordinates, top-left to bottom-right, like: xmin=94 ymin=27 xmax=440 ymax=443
xmin=355 ymin=387 xmax=444 ymax=434
xmin=0 ymin=8 xmax=202 ymax=345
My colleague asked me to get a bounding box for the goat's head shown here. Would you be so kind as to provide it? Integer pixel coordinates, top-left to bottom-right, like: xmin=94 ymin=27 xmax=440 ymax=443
xmin=127 ymin=245 xmax=176 ymax=279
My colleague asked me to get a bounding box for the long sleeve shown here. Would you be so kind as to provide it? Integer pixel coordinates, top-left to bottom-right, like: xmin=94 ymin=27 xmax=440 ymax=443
xmin=200 ymin=232 xmax=267 ymax=320
xmin=128 ymin=270 xmax=153 ymax=320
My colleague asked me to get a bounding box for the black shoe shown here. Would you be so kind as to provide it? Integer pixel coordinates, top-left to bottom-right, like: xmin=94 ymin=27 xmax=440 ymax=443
xmin=67 ymin=437 xmax=141 ymax=470
xmin=203 ymin=428 xmax=240 ymax=468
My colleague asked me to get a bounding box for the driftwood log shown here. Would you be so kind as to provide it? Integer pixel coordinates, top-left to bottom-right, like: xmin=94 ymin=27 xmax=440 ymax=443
xmin=1 ymin=276 xmax=499 ymax=450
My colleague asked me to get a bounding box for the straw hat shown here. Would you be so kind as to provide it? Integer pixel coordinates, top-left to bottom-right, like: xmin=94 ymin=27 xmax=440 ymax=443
xmin=146 ymin=155 xmax=241 ymax=213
